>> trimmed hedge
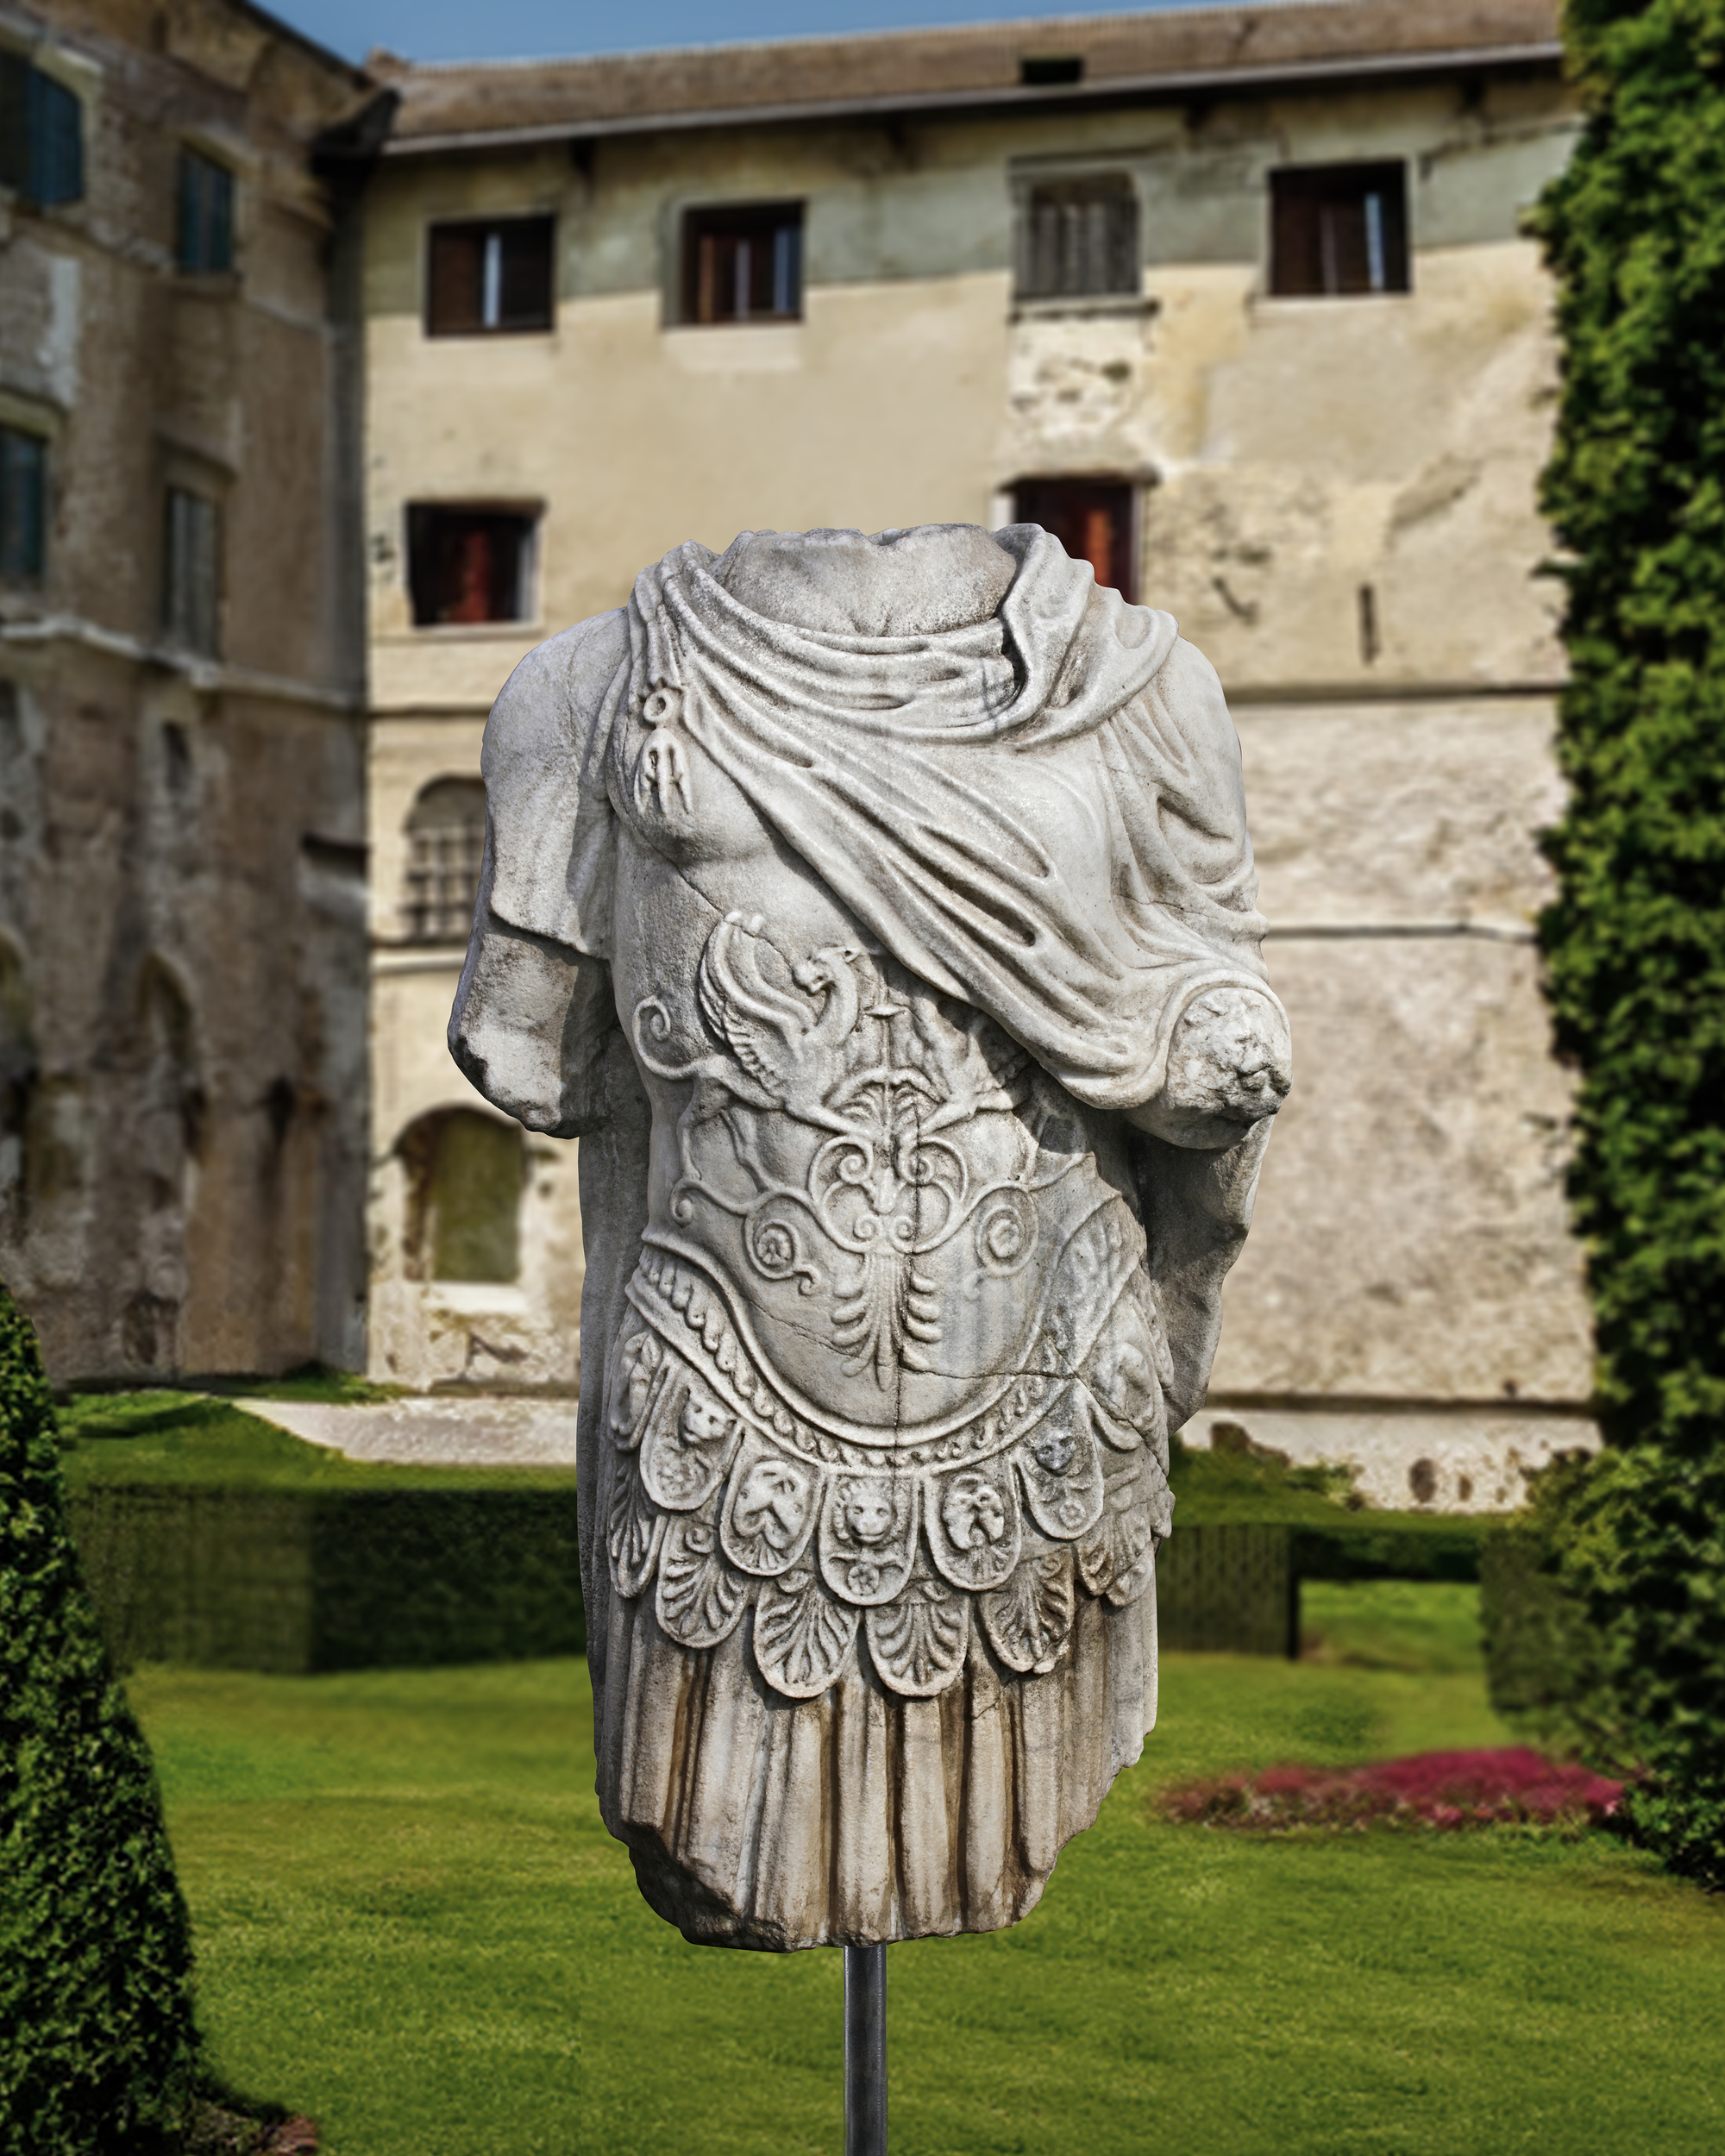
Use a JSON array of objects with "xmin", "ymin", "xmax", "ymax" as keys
[
  {"xmin": 1292, "ymin": 1519, "xmax": 1485, "ymax": 1585},
  {"xmin": 67, "ymin": 1484, "xmax": 585, "ymax": 1675},
  {"xmin": 1495, "ymin": 0, "xmax": 1725, "ymax": 1883},
  {"xmin": 1157, "ymin": 1524, "xmax": 1298, "ymax": 1657},
  {"xmin": 1480, "ymin": 1484, "xmax": 1608, "ymax": 1751},
  {"xmin": 0, "ymin": 1285, "xmax": 200, "ymax": 2154},
  {"xmin": 71, "ymin": 1487, "xmax": 1308, "ymax": 1669},
  {"xmin": 1157, "ymin": 1518, "xmax": 1487, "ymax": 1661},
  {"xmin": 67, "ymin": 1494, "xmax": 1480, "ymax": 1672},
  {"xmin": 55, "ymin": 1395, "xmax": 1489, "ymax": 1671}
]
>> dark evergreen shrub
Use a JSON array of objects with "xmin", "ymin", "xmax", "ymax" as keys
[
  {"xmin": 0, "ymin": 1282, "xmax": 201, "ymax": 2153},
  {"xmin": 1517, "ymin": 0, "xmax": 1725, "ymax": 1883},
  {"xmin": 1480, "ymin": 1458, "xmax": 1611, "ymax": 1750}
]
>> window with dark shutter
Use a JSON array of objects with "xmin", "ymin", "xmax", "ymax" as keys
[
  {"xmin": 1012, "ymin": 478, "xmax": 1136, "ymax": 602},
  {"xmin": 0, "ymin": 53, "xmax": 84, "ymax": 206},
  {"xmin": 162, "ymin": 489, "xmax": 220, "ymax": 655},
  {"xmin": 405, "ymin": 505, "xmax": 538, "ymax": 627},
  {"xmin": 1269, "ymin": 163, "xmax": 1409, "ymax": 297},
  {"xmin": 0, "ymin": 427, "xmax": 47, "ymax": 581},
  {"xmin": 1017, "ymin": 176, "xmax": 1138, "ymax": 302},
  {"xmin": 177, "ymin": 149, "xmax": 234, "ymax": 273},
  {"xmin": 425, "ymin": 216, "xmax": 555, "ymax": 335},
  {"xmin": 681, "ymin": 203, "xmax": 804, "ymax": 325}
]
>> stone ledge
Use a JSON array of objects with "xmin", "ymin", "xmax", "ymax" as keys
[{"xmin": 1186, "ymin": 1401, "xmax": 1599, "ymax": 1515}]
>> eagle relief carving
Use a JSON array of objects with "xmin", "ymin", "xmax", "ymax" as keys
[{"xmin": 450, "ymin": 523, "xmax": 1290, "ymax": 1951}]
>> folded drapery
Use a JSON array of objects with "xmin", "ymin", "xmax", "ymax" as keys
[{"xmin": 485, "ymin": 527, "xmax": 1276, "ymax": 1115}]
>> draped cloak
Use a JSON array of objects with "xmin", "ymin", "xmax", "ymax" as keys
[
  {"xmin": 484, "ymin": 525, "xmax": 1276, "ymax": 1112},
  {"xmin": 452, "ymin": 527, "xmax": 1283, "ymax": 1950}
]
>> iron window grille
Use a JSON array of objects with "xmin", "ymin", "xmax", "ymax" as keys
[
  {"xmin": 403, "ymin": 779, "xmax": 487, "ymax": 944},
  {"xmin": 1017, "ymin": 176, "xmax": 1138, "ymax": 302}
]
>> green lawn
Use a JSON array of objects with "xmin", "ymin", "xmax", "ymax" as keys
[
  {"xmin": 1300, "ymin": 1579, "xmax": 1489, "ymax": 1675},
  {"xmin": 129, "ymin": 1585, "xmax": 1725, "ymax": 2156}
]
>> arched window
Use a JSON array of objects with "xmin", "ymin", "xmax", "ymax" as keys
[
  {"xmin": 403, "ymin": 778, "xmax": 486, "ymax": 943},
  {"xmin": 398, "ymin": 1107, "xmax": 524, "ymax": 1283}
]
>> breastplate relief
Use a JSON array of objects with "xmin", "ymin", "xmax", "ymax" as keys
[{"xmin": 615, "ymin": 912, "xmax": 1173, "ymax": 1700}]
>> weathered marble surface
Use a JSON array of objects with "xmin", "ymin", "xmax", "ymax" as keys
[{"xmin": 448, "ymin": 524, "xmax": 1287, "ymax": 1948}]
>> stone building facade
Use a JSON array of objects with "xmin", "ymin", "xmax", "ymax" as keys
[
  {"xmin": 359, "ymin": 0, "xmax": 1599, "ymax": 1505},
  {"xmin": 0, "ymin": 0, "xmax": 380, "ymax": 1380}
]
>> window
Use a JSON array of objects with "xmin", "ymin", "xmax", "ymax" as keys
[
  {"xmin": 1020, "ymin": 56, "xmax": 1085, "ymax": 86},
  {"xmin": 1017, "ymin": 175, "xmax": 1138, "ymax": 302},
  {"xmin": 400, "ymin": 1108, "xmax": 524, "ymax": 1283},
  {"xmin": 0, "ymin": 52, "xmax": 83, "ymax": 206},
  {"xmin": 406, "ymin": 505, "xmax": 537, "ymax": 627},
  {"xmin": 177, "ymin": 148, "xmax": 233, "ymax": 273},
  {"xmin": 681, "ymin": 202, "xmax": 803, "ymax": 325},
  {"xmin": 1269, "ymin": 163, "xmax": 1409, "ymax": 298},
  {"xmin": 0, "ymin": 427, "xmax": 47, "ymax": 580},
  {"xmin": 162, "ymin": 488, "xmax": 220, "ymax": 655},
  {"xmin": 425, "ymin": 216, "xmax": 554, "ymax": 335},
  {"xmin": 403, "ymin": 778, "xmax": 486, "ymax": 943},
  {"xmin": 1013, "ymin": 478, "xmax": 1135, "ymax": 602}
]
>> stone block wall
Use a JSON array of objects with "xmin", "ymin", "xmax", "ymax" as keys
[{"xmin": 0, "ymin": 0, "xmax": 374, "ymax": 1379}]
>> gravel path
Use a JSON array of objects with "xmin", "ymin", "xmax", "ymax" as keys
[{"xmin": 237, "ymin": 1395, "xmax": 580, "ymax": 1467}]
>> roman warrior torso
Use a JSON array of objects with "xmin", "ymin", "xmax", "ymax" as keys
[{"xmin": 449, "ymin": 523, "xmax": 1289, "ymax": 1948}]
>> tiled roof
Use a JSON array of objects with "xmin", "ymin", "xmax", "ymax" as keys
[{"xmin": 380, "ymin": 0, "xmax": 1563, "ymax": 154}]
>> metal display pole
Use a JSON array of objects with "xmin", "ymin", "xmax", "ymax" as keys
[{"xmin": 844, "ymin": 1942, "xmax": 887, "ymax": 2156}]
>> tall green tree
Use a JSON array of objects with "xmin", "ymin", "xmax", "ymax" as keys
[
  {"xmin": 0, "ymin": 1283, "xmax": 201, "ymax": 2152},
  {"xmin": 1531, "ymin": 0, "xmax": 1725, "ymax": 1881}
]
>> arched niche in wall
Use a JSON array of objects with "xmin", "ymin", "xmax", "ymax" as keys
[
  {"xmin": 403, "ymin": 777, "xmax": 486, "ymax": 943},
  {"xmin": 110, "ymin": 956, "xmax": 205, "ymax": 1371},
  {"xmin": 135, "ymin": 956, "xmax": 204, "ymax": 1204},
  {"xmin": 396, "ymin": 1106, "xmax": 525, "ymax": 1284}
]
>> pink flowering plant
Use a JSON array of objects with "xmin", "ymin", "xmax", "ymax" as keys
[{"xmin": 1158, "ymin": 1748, "xmax": 1623, "ymax": 1836}]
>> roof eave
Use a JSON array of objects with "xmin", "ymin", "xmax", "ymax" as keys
[{"xmin": 382, "ymin": 39, "xmax": 1566, "ymax": 160}]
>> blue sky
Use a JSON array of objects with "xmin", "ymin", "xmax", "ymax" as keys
[{"xmin": 267, "ymin": 0, "xmax": 1227, "ymax": 69}]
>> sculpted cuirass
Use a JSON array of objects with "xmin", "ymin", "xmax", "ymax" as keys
[{"xmin": 451, "ymin": 524, "xmax": 1289, "ymax": 1950}]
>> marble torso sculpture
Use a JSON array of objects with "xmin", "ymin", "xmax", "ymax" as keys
[{"xmin": 450, "ymin": 525, "xmax": 1289, "ymax": 1950}]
